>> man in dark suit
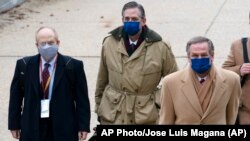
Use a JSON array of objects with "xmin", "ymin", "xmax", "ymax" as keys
[{"xmin": 8, "ymin": 26, "xmax": 90, "ymax": 141}]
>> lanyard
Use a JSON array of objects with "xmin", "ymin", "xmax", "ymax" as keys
[{"xmin": 39, "ymin": 55, "xmax": 58, "ymax": 99}]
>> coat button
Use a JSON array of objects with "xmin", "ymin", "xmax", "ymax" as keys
[
  {"xmin": 122, "ymin": 120, "xmax": 124, "ymax": 123},
  {"xmin": 138, "ymin": 101, "xmax": 141, "ymax": 105},
  {"xmin": 130, "ymin": 120, "xmax": 133, "ymax": 123},
  {"xmin": 114, "ymin": 99, "xmax": 117, "ymax": 102}
]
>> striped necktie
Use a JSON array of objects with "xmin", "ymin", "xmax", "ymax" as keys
[{"xmin": 42, "ymin": 63, "xmax": 50, "ymax": 99}]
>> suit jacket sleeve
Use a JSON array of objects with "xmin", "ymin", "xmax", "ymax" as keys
[
  {"xmin": 95, "ymin": 46, "xmax": 108, "ymax": 113},
  {"xmin": 226, "ymin": 75, "xmax": 241, "ymax": 124},
  {"xmin": 8, "ymin": 60, "xmax": 24, "ymax": 130},
  {"xmin": 222, "ymin": 42, "xmax": 241, "ymax": 75},
  {"xmin": 75, "ymin": 61, "xmax": 91, "ymax": 132},
  {"xmin": 159, "ymin": 77, "xmax": 175, "ymax": 124}
]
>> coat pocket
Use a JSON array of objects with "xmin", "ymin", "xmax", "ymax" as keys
[
  {"xmin": 135, "ymin": 94, "xmax": 159, "ymax": 124},
  {"xmin": 141, "ymin": 62, "xmax": 162, "ymax": 91},
  {"xmin": 97, "ymin": 86, "xmax": 123, "ymax": 122}
]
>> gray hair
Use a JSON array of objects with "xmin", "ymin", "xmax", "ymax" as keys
[
  {"xmin": 186, "ymin": 36, "xmax": 214, "ymax": 55},
  {"xmin": 35, "ymin": 26, "xmax": 58, "ymax": 42},
  {"xmin": 121, "ymin": 1, "xmax": 145, "ymax": 18}
]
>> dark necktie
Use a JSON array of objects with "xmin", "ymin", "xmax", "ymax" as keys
[
  {"xmin": 131, "ymin": 43, "xmax": 136, "ymax": 51},
  {"xmin": 200, "ymin": 78, "xmax": 205, "ymax": 84},
  {"xmin": 128, "ymin": 43, "xmax": 136, "ymax": 56},
  {"xmin": 42, "ymin": 63, "xmax": 50, "ymax": 99}
]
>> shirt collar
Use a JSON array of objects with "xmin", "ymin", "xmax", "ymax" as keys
[
  {"xmin": 129, "ymin": 39, "xmax": 138, "ymax": 45},
  {"xmin": 197, "ymin": 75, "xmax": 207, "ymax": 81}
]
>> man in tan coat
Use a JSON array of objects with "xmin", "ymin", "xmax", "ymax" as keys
[
  {"xmin": 222, "ymin": 36, "xmax": 250, "ymax": 124},
  {"xmin": 95, "ymin": 1, "xmax": 178, "ymax": 124},
  {"xmin": 159, "ymin": 36, "xmax": 241, "ymax": 125}
]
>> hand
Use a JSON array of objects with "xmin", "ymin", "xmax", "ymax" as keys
[
  {"xmin": 10, "ymin": 130, "xmax": 20, "ymax": 139},
  {"xmin": 78, "ymin": 131, "xmax": 88, "ymax": 141},
  {"xmin": 240, "ymin": 63, "xmax": 250, "ymax": 76}
]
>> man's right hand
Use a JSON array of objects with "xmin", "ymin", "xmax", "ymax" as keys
[
  {"xmin": 240, "ymin": 63, "xmax": 250, "ymax": 76},
  {"xmin": 10, "ymin": 130, "xmax": 20, "ymax": 139}
]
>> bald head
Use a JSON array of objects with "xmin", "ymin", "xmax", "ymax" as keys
[{"xmin": 35, "ymin": 27, "xmax": 59, "ymax": 47}]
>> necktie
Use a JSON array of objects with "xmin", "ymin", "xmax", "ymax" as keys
[
  {"xmin": 42, "ymin": 63, "xmax": 50, "ymax": 99},
  {"xmin": 200, "ymin": 78, "xmax": 205, "ymax": 84},
  {"xmin": 127, "ymin": 43, "xmax": 136, "ymax": 56},
  {"xmin": 131, "ymin": 43, "xmax": 136, "ymax": 51}
]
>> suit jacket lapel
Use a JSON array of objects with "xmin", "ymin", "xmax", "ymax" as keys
[
  {"xmin": 202, "ymin": 69, "xmax": 226, "ymax": 119},
  {"xmin": 181, "ymin": 68, "xmax": 203, "ymax": 117},
  {"xmin": 30, "ymin": 54, "xmax": 43, "ymax": 98},
  {"xmin": 52, "ymin": 53, "xmax": 65, "ymax": 95}
]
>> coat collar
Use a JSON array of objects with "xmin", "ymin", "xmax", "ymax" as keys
[
  {"xmin": 116, "ymin": 39, "xmax": 147, "ymax": 63},
  {"xmin": 180, "ymin": 65, "xmax": 227, "ymax": 118},
  {"xmin": 52, "ymin": 53, "xmax": 65, "ymax": 95},
  {"xmin": 29, "ymin": 54, "xmax": 42, "ymax": 98},
  {"xmin": 181, "ymin": 67, "xmax": 204, "ymax": 117},
  {"xmin": 109, "ymin": 25, "xmax": 162, "ymax": 43},
  {"xmin": 202, "ymin": 67, "xmax": 226, "ymax": 119},
  {"xmin": 29, "ymin": 53, "xmax": 66, "ymax": 99}
]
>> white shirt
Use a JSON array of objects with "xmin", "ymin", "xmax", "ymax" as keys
[
  {"xmin": 129, "ymin": 39, "xmax": 138, "ymax": 45},
  {"xmin": 40, "ymin": 55, "xmax": 57, "ymax": 99},
  {"xmin": 197, "ymin": 76, "xmax": 207, "ymax": 83}
]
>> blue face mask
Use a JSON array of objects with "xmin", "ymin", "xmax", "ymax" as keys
[
  {"xmin": 124, "ymin": 21, "xmax": 140, "ymax": 36},
  {"xmin": 191, "ymin": 57, "xmax": 212, "ymax": 74}
]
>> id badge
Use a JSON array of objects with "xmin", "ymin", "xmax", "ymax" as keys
[{"xmin": 41, "ymin": 99, "xmax": 50, "ymax": 118}]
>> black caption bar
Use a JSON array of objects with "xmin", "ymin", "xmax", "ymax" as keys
[{"xmin": 96, "ymin": 125, "xmax": 250, "ymax": 140}]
